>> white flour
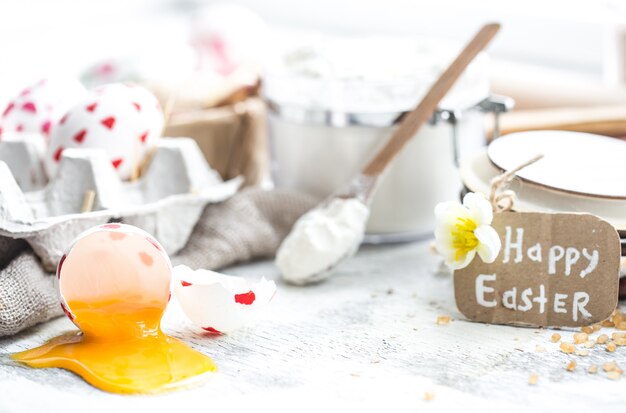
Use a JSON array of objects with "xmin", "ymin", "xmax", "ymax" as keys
[
  {"xmin": 264, "ymin": 33, "xmax": 489, "ymax": 113},
  {"xmin": 276, "ymin": 198, "xmax": 370, "ymax": 285}
]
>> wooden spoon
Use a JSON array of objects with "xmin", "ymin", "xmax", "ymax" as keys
[
  {"xmin": 354, "ymin": 22, "xmax": 501, "ymax": 200},
  {"xmin": 277, "ymin": 23, "xmax": 501, "ymax": 285}
]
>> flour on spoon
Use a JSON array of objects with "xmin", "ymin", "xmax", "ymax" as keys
[{"xmin": 276, "ymin": 198, "xmax": 369, "ymax": 285}]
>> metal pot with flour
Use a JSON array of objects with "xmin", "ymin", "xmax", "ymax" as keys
[{"xmin": 264, "ymin": 34, "xmax": 512, "ymax": 242}]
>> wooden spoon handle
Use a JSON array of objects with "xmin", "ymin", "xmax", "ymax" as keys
[{"xmin": 362, "ymin": 23, "xmax": 501, "ymax": 176}]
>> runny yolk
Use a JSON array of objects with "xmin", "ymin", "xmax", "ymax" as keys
[
  {"xmin": 11, "ymin": 225, "xmax": 216, "ymax": 394},
  {"xmin": 11, "ymin": 299, "xmax": 217, "ymax": 394}
]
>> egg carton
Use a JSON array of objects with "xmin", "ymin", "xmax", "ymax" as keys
[
  {"xmin": 0, "ymin": 136, "xmax": 242, "ymax": 271},
  {"xmin": 0, "ymin": 133, "xmax": 48, "ymax": 191}
]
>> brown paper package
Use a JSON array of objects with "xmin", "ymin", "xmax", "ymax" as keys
[{"xmin": 164, "ymin": 97, "xmax": 268, "ymax": 187}]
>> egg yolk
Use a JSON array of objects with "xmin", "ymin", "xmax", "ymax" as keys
[
  {"xmin": 12, "ymin": 225, "xmax": 216, "ymax": 393},
  {"xmin": 12, "ymin": 300, "xmax": 216, "ymax": 394}
]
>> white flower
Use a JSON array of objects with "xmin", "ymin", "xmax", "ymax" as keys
[{"xmin": 434, "ymin": 192, "xmax": 501, "ymax": 270}]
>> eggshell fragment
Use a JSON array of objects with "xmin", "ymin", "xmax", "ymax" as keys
[
  {"xmin": 173, "ymin": 265, "xmax": 276, "ymax": 334},
  {"xmin": 45, "ymin": 83, "xmax": 164, "ymax": 180},
  {"xmin": 0, "ymin": 78, "xmax": 85, "ymax": 140}
]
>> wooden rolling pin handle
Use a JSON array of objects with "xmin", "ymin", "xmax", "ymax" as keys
[{"xmin": 494, "ymin": 105, "xmax": 626, "ymax": 139}]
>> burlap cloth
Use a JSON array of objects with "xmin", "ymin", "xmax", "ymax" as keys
[{"xmin": 0, "ymin": 189, "xmax": 315, "ymax": 337}]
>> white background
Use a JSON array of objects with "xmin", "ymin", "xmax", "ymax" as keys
[{"xmin": 0, "ymin": 0, "xmax": 624, "ymax": 103}]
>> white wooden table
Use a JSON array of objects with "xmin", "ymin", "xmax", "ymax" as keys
[{"xmin": 1, "ymin": 240, "xmax": 625, "ymax": 412}]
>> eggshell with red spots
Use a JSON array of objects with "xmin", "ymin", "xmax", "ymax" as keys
[
  {"xmin": 57, "ymin": 223, "xmax": 172, "ymax": 324},
  {"xmin": 172, "ymin": 265, "xmax": 276, "ymax": 333},
  {"xmin": 45, "ymin": 83, "xmax": 164, "ymax": 180},
  {"xmin": 0, "ymin": 78, "xmax": 86, "ymax": 140}
]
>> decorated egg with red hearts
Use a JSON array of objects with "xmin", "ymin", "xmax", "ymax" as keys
[
  {"xmin": 58, "ymin": 223, "xmax": 172, "ymax": 325},
  {"xmin": 45, "ymin": 83, "xmax": 164, "ymax": 180},
  {"xmin": 0, "ymin": 78, "xmax": 86, "ymax": 140}
]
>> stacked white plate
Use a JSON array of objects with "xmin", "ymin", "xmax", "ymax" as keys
[{"xmin": 460, "ymin": 131, "xmax": 626, "ymax": 254}]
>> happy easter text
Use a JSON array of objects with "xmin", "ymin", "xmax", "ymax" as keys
[{"xmin": 475, "ymin": 226, "xmax": 598, "ymax": 322}]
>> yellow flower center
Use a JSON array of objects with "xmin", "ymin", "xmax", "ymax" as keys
[{"xmin": 451, "ymin": 217, "xmax": 478, "ymax": 260}]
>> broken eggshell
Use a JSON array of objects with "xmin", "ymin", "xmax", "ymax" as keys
[
  {"xmin": 172, "ymin": 265, "xmax": 276, "ymax": 334},
  {"xmin": 45, "ymin": 83, "xmax": 164, "ymax": 181},
  {"xmin": 0, "ymin": 78, "xmax": 86, "ymax": 140}
]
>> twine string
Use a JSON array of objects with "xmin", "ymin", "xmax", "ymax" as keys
[{"xmin": 489, "ymin": 153, "xmax": 544, "ymax": 213}]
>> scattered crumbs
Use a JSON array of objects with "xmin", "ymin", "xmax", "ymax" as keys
[
  {"xmin": 436, "ymin": 315, "xmax": 451, "ymax": 325},
  {"xmin": 612, "ymin": 333, "xmax": 626, "ymax": 346},
  {"xmin": 573, "ymin": 332, "xmax": 588, "ymax": 344},
  {"xmin": 566, "ymin": 360, "xmax": 577, "ymax": 372},
  {"xmin": 581, "ymin": 326, "xmax": 594, "ymax": 334},
  {"xmin": 602, "ymin": 319, "xmax": 615, "ymax": 328},
  {"xmin": 514, "ymin": 337, "xmax": 519, "ymax": 342},
  {"xmin": 575, "ymin": 349, "xmax": 590, "ymax": 357},
  {"xmin": 528, "ymin": 373, "xmax": 539, "ymax": 385},
  {"xmin": 603, "ymin": 362, "xmax": 618, "ymax": 372},
  {"xmin": 551, "ymin": 333, "xmax": 561, "ymax": 343},
  {"xmin": 350, "ymin": 372, "xmax": 360, "ymax": 377},
  {"xmin": 604, "ymin": 310, "xmax": 623, "ymax": 331},
  {"xmin": 411, "ymin": 292, "xmax": 417, "ymax": 298},
  {"xmin": 607, "ymin": 371, "xmax": 622, "ymax": 380},
  {"xmin": 614, "ymin": 337, "xmax": 626, "ymax": 346},
  {"xmin": 592, "ymin": 324, "xmax": 603, "ymax": 332},
  {"xmin": 371, "ymin": 293, "xmax": 377, "ymax": 298},
  {"xmin": 424, "ymin": 392, "xmax": 435, "ymax": 401},
  {"xmin": 583, "ymin": 340, "xmax": 595, "ymax": 349},
  {"xmin": 560, "ymin": 342, "xmax": 575, "ymax": 354},
  {"xmin": 607, "ymin": 342, "xmax": 617, "ymax": 352},
  {"xmin": 370, "ymin": 359, "xmax": 381, "ymax": 364},
  {"xmin": 407, "ymin": 313, "xmax": 415, "ymax": 318},
  {"xmin": 428, "ymin": 241, "xmax": 438, "ymax": 254},
  {"xmin": 413, "ymin": 327, "xmax": 418, "ymax": 331},
  {"xmin": 606, "ymin": 363, "xmax": 622, "ymax": 374},
  {"xmin": 588, "ymin": 365, "xmax": 598, "ymax": 374},
  {"xmin": 597, "ymin": 334, "xmax": 609, "ymax": 344},
  {"xmin": 386, "ymin": 288, "xmax": 394, "ymax": 295},
  {"xmin": 535, "ymin": 345, "xmax": 546, "ymax": 353}
]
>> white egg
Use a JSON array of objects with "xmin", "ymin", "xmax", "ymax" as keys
[
  {"xmin": 45, "ymin": 83, "xmax": 164, "ymax": 180},
  {"xmin": 0, "ymin": 78, "xmax": 86, "ymax": 141}
]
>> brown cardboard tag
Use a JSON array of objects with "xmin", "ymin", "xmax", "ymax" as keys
[{"xmin": 454, "ymin": 212, "xmax": 620, "ymax": 327}]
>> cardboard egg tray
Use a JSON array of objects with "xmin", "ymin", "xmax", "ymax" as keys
[{"xmin": 0, "ymin": 135, "xmax": 242, "ymax": 271}]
